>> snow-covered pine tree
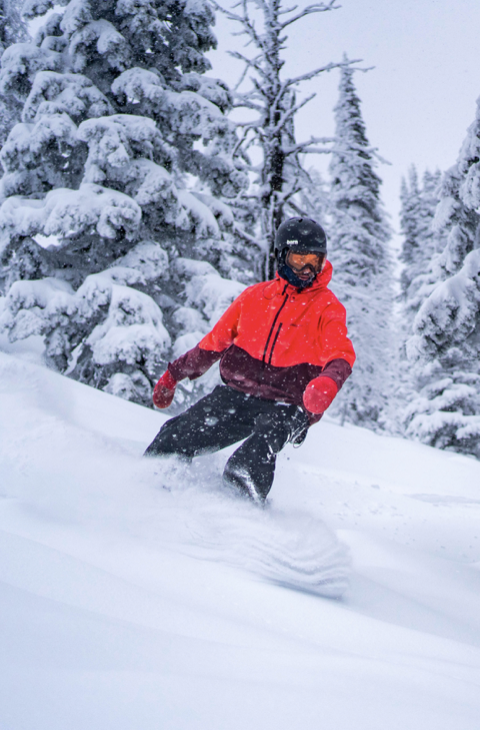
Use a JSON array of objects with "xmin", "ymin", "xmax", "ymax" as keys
[
  {"xmin": 0, "ymin": 0, "xmax": 249, "ymax": 407},
  {"xmin": 0, "ymin": 0, "xmax": 27, "ymax": 147},
  {"xmin": 399, "ymin": 166, "xmax": 423, "ymax": 297},
  {"xmin": 0, "ymin": 0, "xmax": 25, "ymax": 45},
  {"xmin": 327, "ymin": 64, "xmax": 393, "ymax": 428},
  {"xmin": 300, "ymin": 166, "xmax": 329, "ymax": 230},
  {"xmin": 405, "ymin": 97, "xmax": 480, "ymax": 456},
  {"xmin": 399, "ymin": 166, "xmax": 442, "ymax": 321},
  {"xmin": 217, "ymin": 0, "xmax": 348, "ymax": 279},
  {"xmin": 394, "ymin": 167, "xmax": 444, "ymax": 433}
]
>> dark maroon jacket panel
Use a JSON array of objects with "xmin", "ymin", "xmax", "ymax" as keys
[
  {"xmin": 169, "ymin": 344, "xmax": 351, "ymax": 423},
  {"xmin": 169, "ymin": 345, "xmax": 221, "ymax": 381}
]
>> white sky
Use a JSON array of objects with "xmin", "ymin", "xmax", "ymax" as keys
[{"xmin": 207, "ymin": 0, "xmax": 480, "ymax": 241}]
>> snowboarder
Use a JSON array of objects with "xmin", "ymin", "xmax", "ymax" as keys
[{"xmin": 145, "ymin": 218, "xmax": 356, "ymax": 502}]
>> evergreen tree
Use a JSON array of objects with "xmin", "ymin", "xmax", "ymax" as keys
[
  {"xmin": 0, "ymin": 0, "xmax": 247, "ymax": 407},
  {"xmin": 399, "ymin": 166, "xmax": 422, "ymax": 297},
  {"xmin": 300, "ymin": 167, "xmax": 329, "ymax": 229},
  {"xmin": 327, "ymin": 64, "xmax": 393, "ymax": 428},
  {"xmin": 396, "ymin": 167, "xmax": 443, "ymax": 434},
  {"xmin": 0, "ymin": 0, "xmax": 28, "ymax": 147},
  {"xmin": 405, "ymin": 96, "xmax": 480, "ymax": 456},
  {"xmin": 399, "ymin": 166, "xmax": 442, "ymax": 321}
]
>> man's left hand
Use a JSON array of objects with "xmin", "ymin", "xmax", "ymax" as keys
[{"xmin": 303, "ymin": 376, "xmax": 338, "ymax": 414}]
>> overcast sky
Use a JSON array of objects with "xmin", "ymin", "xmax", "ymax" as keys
[{"xmin": 207, "ymin": 0, "xmax": 480, "ymax": 241}]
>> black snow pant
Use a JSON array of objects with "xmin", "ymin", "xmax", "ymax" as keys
[{"xmin": 144, "ymin": 385, "xmax": 310, "ymax": 501}]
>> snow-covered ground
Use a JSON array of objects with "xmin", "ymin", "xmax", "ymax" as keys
[{"xmin": 1, "ymin": 347, "xmax": 479, "ymax": 730}]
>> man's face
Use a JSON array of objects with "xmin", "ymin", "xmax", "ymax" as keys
[{"xmin": 286, "ymin": 250, "xmax": 324, "ymax": 282}]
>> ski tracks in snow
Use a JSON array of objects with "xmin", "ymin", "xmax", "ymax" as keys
[
  {"xmin": 0, "ymin": 350, "xmax": 350, "ymax": 601},
  {"xmin": 149, "ymin": 455, "xmax": 351, "ymax": 599}
]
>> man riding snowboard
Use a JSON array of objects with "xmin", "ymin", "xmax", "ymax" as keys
[{"xmin": 145, "ymin": 217, "xmax": 355, "ymax": 503}]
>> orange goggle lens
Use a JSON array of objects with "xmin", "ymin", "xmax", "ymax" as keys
[{"xmin": 286, "ymin": 251, "xmax": 322, "ymax": 269}]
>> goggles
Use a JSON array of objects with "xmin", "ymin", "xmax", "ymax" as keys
[{"xmin": 286, "ymin": 250, "xmax": 323, "ymax": 273}]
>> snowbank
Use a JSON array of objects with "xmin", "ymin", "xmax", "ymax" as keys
[{"xmin": 0, "ymin": 350, "xmax": 479, "ymax": 730}]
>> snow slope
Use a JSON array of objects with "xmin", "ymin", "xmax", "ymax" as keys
[{"xmin": 0, "ymin": 348, "xmax": 479, "ymax": 730}]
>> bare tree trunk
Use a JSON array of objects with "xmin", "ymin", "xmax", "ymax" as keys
[
  {"xmin": 215, "ymin": 0, "xmax": 351, "ymax": 280},
  {"xmin": 261, "ymin": 92, "xmax": 286, "ymax": 279}
]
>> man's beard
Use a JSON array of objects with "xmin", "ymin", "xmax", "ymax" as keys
[{"xmin": 278, "ymin": 262, "xmax": 318, "ymax": 289}]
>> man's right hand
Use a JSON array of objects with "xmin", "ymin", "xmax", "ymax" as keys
[{"xmin": 153, "ymin": 370, "xmax": 177, "ymax": 409}]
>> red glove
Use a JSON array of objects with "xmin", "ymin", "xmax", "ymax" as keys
[
  {"xmin": 153, "ymin": 370, "xmax": 177, "ymax": 409},
  {"xmin": 303, "ymin": 376, "xmax": 338, "ymax": 415}
]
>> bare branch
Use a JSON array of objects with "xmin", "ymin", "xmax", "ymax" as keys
[
  {"xmin": 232, "ymin": 94, "xmax": 264, "ymax": 111},
  {"xmin": 286, "ymin": 199, "xmax": 310, "ymax": 217},
  {"xmin": 330, "ymin": 140, "xmax": 391, "ymax": 165},
  {"xmin": 233, "ymin": 223, "xmax": 262, "ymax": 246},
  {"xmin": 212, "ymin": 0, "xmax": 264, "ymax": 50},
  {"xmin": 283, "ymin": 138, "xmax": 335, "ymax": 157},
  {"xmin": 296, "ymin": 147, "xmax": 332, "ymax": 155},
  {"xmin": 278, "ymin": 4, "xmax": 299, "ymax": 15},
  {"xmin": 231, "ymin": 126, "xmax": 251, "ymax": 157},
  {"xmin": 284, "ymin": 58, "xmax": 361, "ymax": 89},
  {"xmin": 233, "ymin": 118, "xmax": 262, "ymax": 129},
  {"xmin": 280, "ymin": 1, "xmax": 340, "ymax": 28},
  {"xmin": 227, "ymin": 51, "xmax": 271, "ymax": 85},
  {"xmin": 270, "ymin": 92, "xmax": 316, "ymax": 135},
  {"xmin": 232, "ymin": 57, "xmax": 251, "ymax": 91}
]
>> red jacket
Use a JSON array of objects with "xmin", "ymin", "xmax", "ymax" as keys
[{"xmin": 169, "ymin": 261, "xmax": 355, "ymax": 422}]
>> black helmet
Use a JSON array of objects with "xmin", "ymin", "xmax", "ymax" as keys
[
  {"xmin": 275, "ymin": 217, "xmax": 327, "ymax": 289},
  {"xmin": 274, "ymin": 217, "xmax": 327, "ymax": 257}
]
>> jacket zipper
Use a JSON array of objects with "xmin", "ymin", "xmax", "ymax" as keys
[
  {"xmin": 268, "ymin": 322, "xmax": 283, "ymax": 364},
  {"xmin": 262, "ymin": 284, "xmax": 289, "ymax": 367}
]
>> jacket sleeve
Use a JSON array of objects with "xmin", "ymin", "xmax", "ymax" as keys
[
  {"xmin": 301, "ymin": 298, "xmax": 355, "ymax": 416},
  {"xmin": 168, "ymin": 290, "xmax": 245, "ymax": 382},
  {"xmin": 320, "ymin": 358, "xmax": 353, "ymax": 390},
  {"xmin": 318, "ymin": 300, "xmax": 356, "ymax": 369}
]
